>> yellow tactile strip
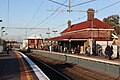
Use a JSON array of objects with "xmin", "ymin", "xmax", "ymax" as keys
[{"xmin": 15, "ymin": 51, "xmax": 34, "ymax": 80}]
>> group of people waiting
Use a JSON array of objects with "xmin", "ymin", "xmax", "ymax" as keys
[
  {"xmin": 50, "ymin": 45, "xmax": 81, "ymax": 54},
  {"xmin": 70, "ymin": 45, "xmax": 81, "ymax": 54},
  {"xmin": 92, "ymin": 44, "xmax": 103, "ymax": 56},
  {"xmin": 42, "ymin": 44, "xmax": 62, "ymax": 52},
  {"xmin": 85, "ymin": 44, "xmax": 115, "ymax": 60},
  {"xmin": 41, "ymin": 42, "xmax": 116, "ymax": 60},
  {"xmin": 41, "ymin": 44, "xmax": 81, "ymax": 54}
]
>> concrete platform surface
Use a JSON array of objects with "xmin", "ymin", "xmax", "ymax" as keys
[{"xmin": 0, "ymin": 51, "xmax": 49, "ymax": 80}]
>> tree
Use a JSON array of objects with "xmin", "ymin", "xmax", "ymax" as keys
[{"xmin": 103, "ymin": 15, "xmax": 120, "ymax": 35}]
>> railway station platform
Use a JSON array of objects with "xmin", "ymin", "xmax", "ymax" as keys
[
  {"xmin": 32, "ymin": 50, "xmax": 120, "ymax": 78},
  {"xmin": 0, "ymin": 50, "xmax": 49, "ymax": 80}
]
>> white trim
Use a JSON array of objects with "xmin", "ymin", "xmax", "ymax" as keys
[
  {"xmin": 58, "ymin": 39, "xmax": 87, "ymax": 41},
  {"xmin": 61, "ymin": 28, "xmax": 114, "ymax": 35},
  {"xmin": 70, "ymin": 39, "xmax": 87, "ymax": 41},
  {"xmin": 19, "ymin": 52, "xmax": 50, "ymax": 80},
  {"xmin": 86, "ymin": 28, "xmax": 114, "ymax": 31},
  {"xmin": 62, "ymin": 39, "xmax": 69, "ymax": 41}
]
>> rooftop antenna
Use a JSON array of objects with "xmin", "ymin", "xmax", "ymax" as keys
[{"xmin": 48, "ymin": 0, "xmax": 96, "ymax": 13}]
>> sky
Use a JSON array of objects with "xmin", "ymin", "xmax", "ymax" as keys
[{"xmin": 0, "ymin": 0, "xmax": 120, "ymax": 41}]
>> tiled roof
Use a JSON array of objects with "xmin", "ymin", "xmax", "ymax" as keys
[
  {"xmin": 48, "ymin": 33, "xmax": 90, "ymax": 41},
  {"xmin": 61, "ymin": 18, "xmax": 112, "ymax": 34},
  {"xmin": 48, "ymin": 32, "xmax": 111, "ymax": 41}
]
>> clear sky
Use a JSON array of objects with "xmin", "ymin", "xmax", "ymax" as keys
[{"xmin": 0, "ymin": 0, "xmax": 120, "ymax": 41}]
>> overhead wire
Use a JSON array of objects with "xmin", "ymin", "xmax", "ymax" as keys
[
  {"xmin": 96, "ymin": 0, "xmax": 120, "ymax": 12},
  {"xmin": 33, "ymin": 0, "xmax": 67, "ymax": 28},
  {"xmin": 71, "ymin": 0, "xmax": 96, "ymax": 7},
  {"xmin": 42, "ymin": 0, "xmax": 76, "ymax": 30},
  {"xmin": 39, "ymin": 6, "xmax": 67, "ymax": 29},
  {"xmin": 52, "ymin": 0, "xmax": 120, "ymax": 30},
  {"xmin": 33, "ymin": 0, "xmax": 78, "ymax": 34},
  {"xmin": 52, "ymin": 16, "xmax": 86, "ymax": 30},
  {"xmin": 29, "ymin": 0, "xmax": 95, "ymax": 31},
  {"xmin": 25, "ymin": 0, "xmax": 45, "ymax": 28},
  {"xmin": 27, "ymin": 0, "xmax": 67, "ymax": 36},
  {"xmin": 27, "ymin": 0, "xmax": 67, "ymax": 35},
  {"xmin": 45, "ymin": 0, "xmax": 96, "ymax": 30},
  {"xmin": 28, "ymin": 7, "xmax": 68, "ymax": 36},
  {"xmin": 48, "ymin": 0, "xmax": 68, "ymax": 7},
  {"xmin": 23, "ymin": 0, "xmax": 120, "ymax": 38},
  {"xmin": 29, "ymin": 0, "xmax": 78, "ymax": 37}
]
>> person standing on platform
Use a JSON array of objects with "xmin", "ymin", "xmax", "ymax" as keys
[
  {"xmin": 86, "ymin": 45, "xmax": 91, "ymax": 56},
  {"xmin": 108, "ymin": 45, "xmax": 113, "ymax": 60},
  {"xmin": 49, "ymin": 44, "xmax": 52, "ymax": 52},
  {"xmin": 6, "ymin": 46, "xmax": 9, "ymax": 55},
  {"xmin": 76, "ymin": 45, "xmax": 80, "ymax": 55},
  {"xmin": 60, "ymin": 45, "xmax": 63, "ymax": 52},
  {"xmin": 105, "ymin": 45, "xmax": 110, "ymax": 58}
]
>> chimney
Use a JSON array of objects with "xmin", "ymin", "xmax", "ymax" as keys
[
  {"xmin": 87, "ymin": 8, "xmax": 95, "ymax": 21},
  {"xmin": 68, "ymin": 20, "xmax": 71, "ymax": 28}
]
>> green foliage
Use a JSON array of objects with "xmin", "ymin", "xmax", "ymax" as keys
[{"xmin": 103, "ymin": 15, "xmax": 120, "ymax": 35}]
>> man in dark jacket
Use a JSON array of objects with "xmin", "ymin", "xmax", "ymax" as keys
[
  {"xmin": 6, "ymin": 46, "xmax": 9, "ymax": 55},
  {"xmin": 76, "ymin": 45, "xmax": 80, "ymax": 55},
  {"xmin": 105, "ymin": 45, "xmax": 109, "ymax": 58},
  {"xmin": 107, "ymin": 45, "xmax": 113, "ymax": 60}
]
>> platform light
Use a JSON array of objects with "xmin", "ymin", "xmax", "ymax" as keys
[
  {"xmin": 0, "ymin": 20, "xmax": 2, "ymax": 22},
  {"xmin": 1, "ymin": 27, "xmax": 5, "ymax": 30}
]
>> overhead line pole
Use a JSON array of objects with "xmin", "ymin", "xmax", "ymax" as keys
[
  {"xmin": 8, "ymin": 0, "xmax": 9, "ymax": 28},
  {"xmin": 68, "ymin": 0, "xmax": 71, "ymax": 12}
]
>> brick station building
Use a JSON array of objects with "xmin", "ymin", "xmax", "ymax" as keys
[{"xmin": 49, "ymin": 8, "xmax": 115, "ymax": 54}]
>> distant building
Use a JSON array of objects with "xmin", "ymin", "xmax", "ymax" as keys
[
  {"xmin": 4, "ymin": 40, "xmax": 22, "ymax": 50},
  {"xmin": 27, "ymin": 34, "xmax": 43, "ymax": 49},
  {"xmin": 49, "ymin": 8, "xmax": 116, "ymax": 54}
]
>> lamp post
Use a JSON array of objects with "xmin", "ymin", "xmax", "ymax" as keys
[
  {"xmin": 4, "ymin": 33, "xmax": 8, "ymax": 40},
  {"xmin": 53, "ymin": 31, "xmax": 58, "ymax": 37},
  {"xmin": 0, "ymin": 21, "xmax": 2, "ymax": 46},
  {"xmin": 1, "ymin": 27, "xmax": 5, "ymax": 30},
  {"xmin": 1, "ymin": 30, "xmax": 5, "ymax": 46},
  {"xmin": 46, "ymin": 32, "xmax": 50, "ymax": 38},
  {"xmin": 1, "ymin": 27, "xmax": 5, "ymax": 37},
  {"xmin": 53, "ymin": 30, "xmax": 57, "ymax": 37},
  {"xmin": 5, "ymin": 33, "xmax": 8, "ymax": 36},
  {"xmin": 2, "ymin": 30, "xmax": 5, "ymax": 38}
]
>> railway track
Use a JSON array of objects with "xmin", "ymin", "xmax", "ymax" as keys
[
  {"xmin": 26, "ymin": 53, "xmax": 117, "ymax": 80},
  {"xmin": 27, "ymin": 54, "xmax": 71, "ymax": 80}
]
